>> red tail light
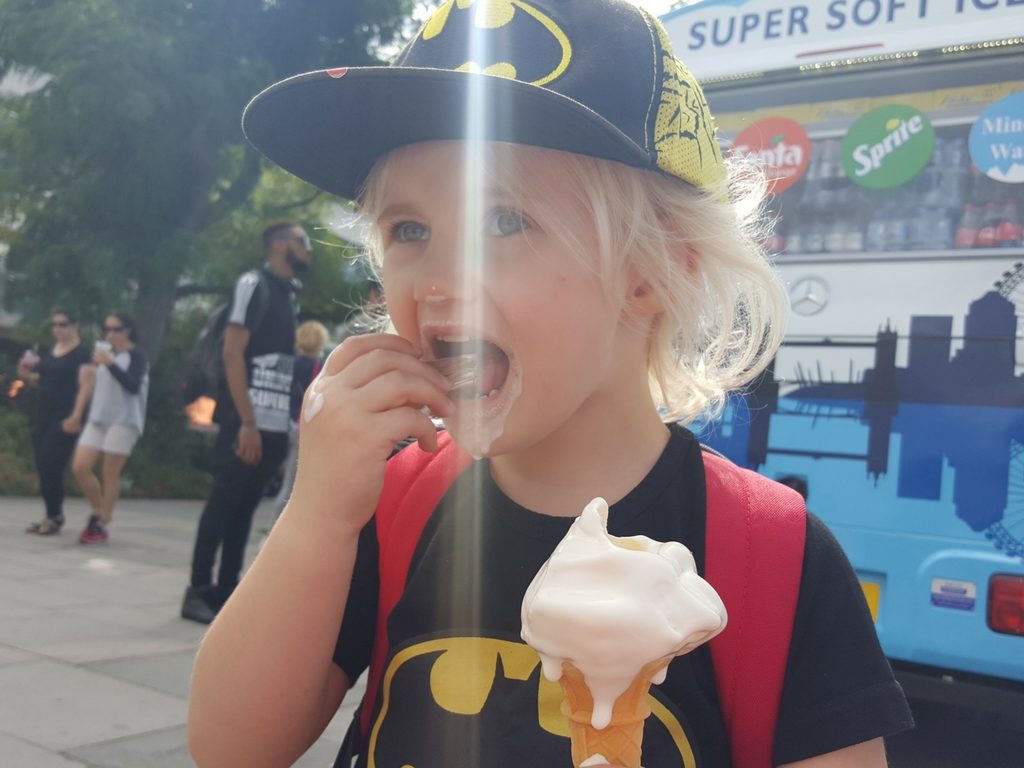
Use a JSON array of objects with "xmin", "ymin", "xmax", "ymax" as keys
[{"xmin": 988, "ymin": 574, "xmax": 1024, "ymax": 636}]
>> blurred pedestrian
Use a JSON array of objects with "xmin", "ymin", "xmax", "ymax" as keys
[
  {"xmin": 18, "ymin": 309, "xmax": 95, "ymax": 535},
  {"xmin": 71, "ymin": 312, "xmax": 149, "ymax": 544},
  {"xmin": 274, "ymin": 319, "xmax": 330, "ymax": 515},
  {"xmin": 181, "ymin": 220, "xmax": 312, "ymax": 624}
]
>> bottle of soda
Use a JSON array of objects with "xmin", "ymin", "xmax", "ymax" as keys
[
  {"xmin": 976, "ymin": 201, "xmax": 1001, "ymax": 248},
  {"xmin": 786, "ymin": 216, "xmax": 804, "ymax": 254},
  {"xmin": 969, "ymin": 165, "xmax": 1000, "ymax": 207},
  {"xmin": 885, "ymin": 207, "xmax": 910, "ymax": 251},
  {"xmin": 866, "ymin": 211, "xmax": 888, "ymax": 251},
  {"xmin": 940, "ymin": 136, "xmax": 969, "ymax": 210},
  {"xmin": 824, "ymin": 215, "xmax": 846, "ymax": 253},
  {"xmin": 929, "ymin": 208, "xmax": 955, "ymax": 250},
  {"xmin": 918, "ymin": 137, "xmax": 943, "ymax": 208},
  {"xmin": 845, "ymin": 216, "xmax": 866, "ymax": 253},
  {"xmin": 997, "ymin": 198, "xmax": 1022, "ymax": 247},
  {"xmin": 800, "ymin": 143, "xmax": 823, "ymax": 214},
  {"xmin": 908, "ymin": 207, "xmax": 931, "ymax": 250},
  {"xmin": 804, "ymin": 215, "xmax": 825, "ymax": 253},
  {"xmin": 954, "ymin": 203, "xmax": 981, "ymax": 248}
]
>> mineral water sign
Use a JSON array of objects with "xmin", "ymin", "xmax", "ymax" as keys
[
  {"xmin": 969, "ymin": 92, "xmax": 1024, "ymax": 183},
  {"xmin": 661, "ymin": 0, "xmax": 1024, "ymax": 80},
  {"xmin": 841, "ymin": 105, "xmax": 935, "ymax": 189}
]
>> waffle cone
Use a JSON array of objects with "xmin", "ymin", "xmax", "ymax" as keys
[{"xmin": 559, "ymin": 658, "xmax": 670, "ymax": 768}]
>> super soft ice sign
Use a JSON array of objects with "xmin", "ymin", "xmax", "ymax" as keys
[{"xmin": 661, "ymin": 0, "xmax": 1024, "ymax": 80}]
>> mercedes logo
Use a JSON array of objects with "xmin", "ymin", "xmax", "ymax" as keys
[{"xmin": 789, "ymin": 276, "xmax": 830, "ymax": 316}]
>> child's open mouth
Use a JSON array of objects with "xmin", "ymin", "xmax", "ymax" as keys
[{"xmin": 429, "ymin": 336, "xmax": 510, "ymax": 401}]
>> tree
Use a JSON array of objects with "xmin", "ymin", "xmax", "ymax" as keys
[{"xmin": 0, "ymin": 0, "xmax": 413, "ymax": 361}]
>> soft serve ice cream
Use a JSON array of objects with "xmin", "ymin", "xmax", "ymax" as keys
[{"xmin": 521, "ymin": 497, "xmax": 727, "ymax": 768}]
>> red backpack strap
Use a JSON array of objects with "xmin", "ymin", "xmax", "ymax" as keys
[
  {"xmin": 358, "ymin": 431, "xmax": 473, "ymax": 739},
  {"xmin": 704, "ymin": 450, "xmax": 807, "ymax": 768}
]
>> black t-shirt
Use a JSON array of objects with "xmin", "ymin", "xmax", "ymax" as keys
[
  {"xmin": 334, "ymin": 426, "xmax": 912, "ymax": 767},
  {"xmin": 34, "ymin": 344, "xmax": 92, "ymax": 423},
  {"xmin": 214, "ymin": 266, "xmax": 298, "ymax": 432}
]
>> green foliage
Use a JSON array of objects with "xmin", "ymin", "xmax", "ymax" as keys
[
  {"xmin": 0, "ymin": 0, "xmax": 420, "ymax": 497},
  {"xmin": 0, "ymin": 0, "xmax": 415, "ymax": 361},
  {"xmin": 0, "ymin": 407, "xmax": 37, "ymax": 496}
]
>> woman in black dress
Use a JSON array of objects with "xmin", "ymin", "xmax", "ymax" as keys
[{"xmin": 17, "ymin": 309, "xmax": 95, "ymax": 534}]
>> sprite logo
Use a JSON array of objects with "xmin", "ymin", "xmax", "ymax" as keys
[{"xmin": 841, "ymin": 105, "xmax": 935, "ymax": 190}]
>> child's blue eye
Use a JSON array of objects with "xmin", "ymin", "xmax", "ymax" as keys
[
  {"xmin": 485, "ymin": 210, "xmax": 529, "ymax": 236},
  {"xmin": 392, "ymin": 221, "xmax": 429, "ymax": 242}
]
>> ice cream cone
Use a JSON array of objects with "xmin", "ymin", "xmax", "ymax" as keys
[{"xmin": 559, "ymin": 658, "xmax": 670, "ymax": 768}]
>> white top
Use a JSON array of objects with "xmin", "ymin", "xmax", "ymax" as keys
[{"xmin": 88, "ymin": 349, "xmax": 149, "ymax": 434}]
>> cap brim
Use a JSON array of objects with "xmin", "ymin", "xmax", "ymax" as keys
[{"xmin": 242, "ymin": 67, "xmax": 652, "ymax": 201}]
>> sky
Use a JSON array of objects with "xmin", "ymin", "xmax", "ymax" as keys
[{"xmin": 637, "ymin": 0, "xmax": 679, "ymax": 17}]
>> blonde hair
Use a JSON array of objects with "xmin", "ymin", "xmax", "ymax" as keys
[
  {"xmin": 295, "ymin": 320, "xmax": 329, "ymax": 357},
  {"xmin": 359, "ymin": 143, "xmax": 788, "ymax": 425}
]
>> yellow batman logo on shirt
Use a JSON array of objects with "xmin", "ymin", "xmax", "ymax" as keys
[
  {"xmin": 366, "ymin": 637, "xmax": 697, "ymax": 768},
  {"xmin": 416, "ymin": 0, "xmax": 571, "ymax": 87}
]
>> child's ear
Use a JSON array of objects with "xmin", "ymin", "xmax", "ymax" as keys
[{"xmin": 625, "ymin": 270, "xmax": 665, "ymax": 317}]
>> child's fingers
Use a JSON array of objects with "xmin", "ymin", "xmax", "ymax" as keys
[
  {"xmin": 353, "ymin": 369, "xmax": 454, "ymax": 417},
  {"xmin": 339, "ymin": 346, "xmax": 451, "ymax": 393},
  {"xmin": 376, "ymin": 407, "xmax": 442, "ymax": 454}
]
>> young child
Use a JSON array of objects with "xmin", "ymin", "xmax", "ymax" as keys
[{"xmin": 189, "ymin": 2, "xmax": 912, "ymax": 767}]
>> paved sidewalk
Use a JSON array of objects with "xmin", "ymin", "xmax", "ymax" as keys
[{"xmin": 0, "ymin": 496, "xmax": 362, "ymax": 767}]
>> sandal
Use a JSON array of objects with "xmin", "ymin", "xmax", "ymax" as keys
[{"xmin": 28, "ymin": 517, "xmax": 64, "ymax": 535}]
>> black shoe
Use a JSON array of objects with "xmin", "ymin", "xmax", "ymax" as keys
[
  {"xmin": 181, "ymin": 586, "xmax": 219, "ymax": 624},
  {"xmin": 27, "ymin": 516, "xmax": 64, "ymax": 535}
]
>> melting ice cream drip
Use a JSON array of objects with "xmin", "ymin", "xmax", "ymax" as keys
[
  {"xmin": 521, "ymin": 497, "xmax": 727, "ymax": 730},
  {"xmin": 421, "ymin": 353, "xmax": 522, "ymax": 459}
]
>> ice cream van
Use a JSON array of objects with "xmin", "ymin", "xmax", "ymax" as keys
[{"xmin": 662, "ymin": 0, "xmax": 1024, "ymax": 716}]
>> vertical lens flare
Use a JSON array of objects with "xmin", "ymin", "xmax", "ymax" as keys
[{"xmin": 451, "ymin": 10, "xmax": 489, "ymax": 764}]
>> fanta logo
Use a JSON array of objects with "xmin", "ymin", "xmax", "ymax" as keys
[
  {"xmin": 732, "ymin": 117, "xmax": 809, "ymax": 194},
  {"xmin": 734, "ymin": 139, "xmax": 804, "ymax": 168},
  {"xmin": 416, "ymin": 0, "xmax": 571, "ymax": 86},
  {"xmin": 851, "ymin": 116, "xmax": 924, "ymax": 177}
]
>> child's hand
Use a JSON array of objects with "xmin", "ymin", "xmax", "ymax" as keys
[{"xmin": 287, "ymin": 333, "xmax": 454, "ymax": 534}]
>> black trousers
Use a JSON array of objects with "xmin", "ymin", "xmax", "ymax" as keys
[
  {"xmin": 190, "ymin": 423, "xmax": 289, "ymax": 600},
  {"xmin": 32, "ymin": 417, "xmax": 78, "ymax": 521}
]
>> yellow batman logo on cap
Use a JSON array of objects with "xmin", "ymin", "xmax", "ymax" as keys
[{"xmin": 420, "ymin": 0, "xmax": 571, "ymax": 87}]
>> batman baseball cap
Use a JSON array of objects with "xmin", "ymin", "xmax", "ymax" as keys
[{"xmin": 242, "ymin": 0, "xmax": 725, "ymax": 201}]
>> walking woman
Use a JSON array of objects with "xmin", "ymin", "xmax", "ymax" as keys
[
  {"xmin": 18, "ymin": 309, "xmax": 95, "ymax": 535},
  {"xmin": 72, "ymin": 312, "xmax": 149, "ymax": 544}
]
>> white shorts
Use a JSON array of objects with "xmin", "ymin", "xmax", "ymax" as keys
[{"xmin": 78, "ymin": 422, "xmax": 141, "ymax": 456}]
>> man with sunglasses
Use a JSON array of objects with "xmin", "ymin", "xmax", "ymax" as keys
[{"xmin": 183, "ymin": 220, "xmax": 313, "ymax": 624}]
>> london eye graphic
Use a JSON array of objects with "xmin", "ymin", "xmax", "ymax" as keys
[
  {"xmin": 985, "ymin": 261, "xmax": 1024, "ymax": 560},
  {"xmin": 708, "ymin": 261, "xmax": 1024, "ymax": 563}
]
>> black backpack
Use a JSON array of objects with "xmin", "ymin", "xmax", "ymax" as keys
[{"xmin": 180, "ymin": 273, "xmax": 270, "ymax": 405}]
